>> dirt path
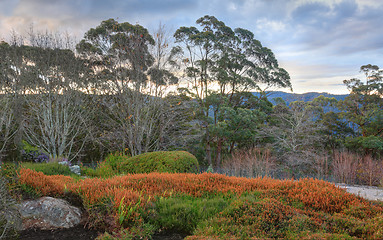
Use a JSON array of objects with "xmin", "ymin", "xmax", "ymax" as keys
[{"xmin": 336, "ymin": 184, "xmax": 383, "ymax": 201}]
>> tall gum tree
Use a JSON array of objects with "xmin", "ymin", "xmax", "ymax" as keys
[
  {"xmin": 77, "ymin": 19, "xmax": 183, "ymax": 156},
  {"xmin": 339, "ymin": 64, "xmax": 383, "ymax": 155},
  {"xmin": 0, "ymin": 32, "xmax": 91, "ymax": 161},
  {"xmin": 174, "ymin": 15, "xmax": 291, "ymax": 167}
]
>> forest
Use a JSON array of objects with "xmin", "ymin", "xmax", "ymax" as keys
[{"xmin": 1, "ymin": 15, "xmax": 383, "ymax": 239}]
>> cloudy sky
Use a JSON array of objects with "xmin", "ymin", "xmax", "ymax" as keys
[{"xmin": 0, "ymin": 0, "xmax": 382, "ymax": 94}]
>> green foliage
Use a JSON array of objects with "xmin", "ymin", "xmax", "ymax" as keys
[
  {"xmin": 81, "ymin": 151, "xmax": 198, "ymax": 177},
  {"xmin": 339, "ymin": 64, "xmax": 383, "ymax": 154},
  {"xmin": 0, "ymin": 162, "xmax": 18, "ymax": 186},
  {"xmin": 21, "ymin": 140, "xmax": 39, "ymax": 153},
  {"xmin": 20, "ymin": 162, "xmax": 72, "ymax": 176},
  {"xmin": 103, "ymin": 151, "xmax": 130, "ymax": 173},
  {"xmin": 18, "ymin": 183, "xmax": 42, "ymax": 199},
  {"xmin": 120, "ymin": 151, "xmax": 199, "ymax": 174},
  {"xmin": 143, "ymin": 194, "xmax": 231, "ymax": 235},
  {"xmin": 81, "ymin": 151, "xmax": 130, "ymax": 178},
  {"xmin": 96, "ymin": 223, "xmax": 156, "ymax": 240},
  {"xmin": 118, "ymin": 197, "xmax": 142, "ymax": 227},
  {"xmin": 81, "ymin": 164, "xmax": 115, "ymax": 178},
  {"xmin": 174, "ymin": 15, "xmax": 290, "ymax": 167}
]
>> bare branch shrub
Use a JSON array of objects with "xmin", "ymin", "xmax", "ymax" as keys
[
  {"xmin": 332, "ymin": 151, "xmax": 360, "ymax": 184},
  {"xmin": 313, "ymin": 153, "xmax": 329, "ymax": 180},
  {"xmin": 357, "ymin": 155, "xmax": 383, "ymax": 186},
  {"xmin": 332, "ymin": 151, "xmax": 383, "ymax": 186},
  {"xmin": 221, "ymin": 147, "xmax": 275, "ymax": 178}
]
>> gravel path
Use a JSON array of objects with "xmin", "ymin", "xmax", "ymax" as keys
[{"xmin": 336, "ymin": 183, "xmax": 383, "ymax": 201}]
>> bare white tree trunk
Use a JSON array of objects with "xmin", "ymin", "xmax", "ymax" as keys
[{"xmin": 0, "ymin": 96, "xmax": 16, "ymax": 160}]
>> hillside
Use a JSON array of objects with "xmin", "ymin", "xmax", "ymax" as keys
[{"xmin": 260, "ymin": 91, "xmax": 348, "ymax": 105}]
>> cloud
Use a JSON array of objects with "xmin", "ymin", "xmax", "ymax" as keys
[{"xmin": 0, "ymin": 0, "xmax": 382, "ymax": 94}]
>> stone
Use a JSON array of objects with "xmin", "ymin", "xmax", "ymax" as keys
[
  {"xmin": 18, "ymin": 197, "xmax": 82, "ymax": 230},
  {"xmin": 69, "ymin": 165, "xmax": 81, "ymax": 175}
]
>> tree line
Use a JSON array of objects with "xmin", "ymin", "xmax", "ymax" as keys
[{"xmin": 0, "ymin": 16, "xmax": 382, "ymax": 182}]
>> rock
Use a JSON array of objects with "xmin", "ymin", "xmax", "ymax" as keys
[
  {"xmin": 18, "ymin": 197, "xmax": 82, "ymax": 230},
  {"xmin": 69, "ymin": 165, "xmax": 81, "ymax": 175}
]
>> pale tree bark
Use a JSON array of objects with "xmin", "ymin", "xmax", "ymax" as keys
[
  {"xmin": 0, "ymin": 96, "xmax": 16, "ymax": 160},
  {"xmin": 260, "ymin": 101, "xmax": 325, "ymax": 175},
  {"xmin": 18, "ymin": 30, "xmax": 91, "ymax": 161}
]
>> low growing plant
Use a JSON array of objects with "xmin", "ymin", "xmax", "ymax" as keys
[
  {"xmin": 20, "ymin": 140, "xmax": 49, "ymax": 163},
  {"xmin": 20, "ymin": 162, "xmax": 73, "ymax": 176}
]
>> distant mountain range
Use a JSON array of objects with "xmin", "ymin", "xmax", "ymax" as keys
[{"xmin": 260, "ymin": 91, "xmax": 349, "ymax": 105}]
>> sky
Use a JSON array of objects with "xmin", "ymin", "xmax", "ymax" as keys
[{"xmin": 0, "ymin": 0, "xmax": 382, "ymax": 94}]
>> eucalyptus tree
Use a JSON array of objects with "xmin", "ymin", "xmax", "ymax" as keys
[
  {"xmin": 148, "ymin": 23, "xmax": 179, "ymax": 95},
  {"xmin": 0, "ymin": 32, "xmax": 91, "ymax": 161},
  {"xmin": 0, "ymin": 41, "xmax": 30, "ymax": 160},
  {"xmin": 339, "ymin": 64, "xmax": 383, "ymax": 155},
  {"xmin": 77, "ymin": 19, "xmax": 183, "ymax": 156},
  {"xmin": 0, "ymin": 95, "xmax": 15, "ymax": 160},
  {"xmin": 174, "ymin": 15, "xmax": 291, "ymax": 167}
]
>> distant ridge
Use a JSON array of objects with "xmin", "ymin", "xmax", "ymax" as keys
[{"xmin": 257, "ymin": 91, "xmax": 349, "ymax": 105}]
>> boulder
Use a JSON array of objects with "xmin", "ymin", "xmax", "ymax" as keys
[
  {"xmin": 18, "ymin": 197, "xmax": 82, "ymax": 230},
  {"xmin": 69, "ymin": 165, "xmax": 81, "ymax": 175}
]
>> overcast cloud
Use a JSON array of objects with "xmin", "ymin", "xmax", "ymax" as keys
[{"xmin": 0, "ymin": 0, "xmax": 382, "ymax": 94}]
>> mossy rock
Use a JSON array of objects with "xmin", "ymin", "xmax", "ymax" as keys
[{"xmin": 120, "ymin": 151, "xmax": 199, "ymax": 174}]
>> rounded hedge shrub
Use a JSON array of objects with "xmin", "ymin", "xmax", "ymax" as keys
[{"xmin": 120, "ymin": 151, "xmax": 199, "ymax": 174}]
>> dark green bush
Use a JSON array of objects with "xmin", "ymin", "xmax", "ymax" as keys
[
  {"xmin": 20, "ymin": 162, "xmax": 72, "ymax": 176},
  {"xmin": 120, "ymin": 151, "xmax": 199, "ymax": 174},
  {"xmin": 143, "ymin": 194, "xmax": 230, "ymax": 235}
]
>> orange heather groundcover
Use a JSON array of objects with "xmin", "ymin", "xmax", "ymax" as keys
[{"xmin": 18, "ymin": 168, "xmax": 383, "ymax": 239}]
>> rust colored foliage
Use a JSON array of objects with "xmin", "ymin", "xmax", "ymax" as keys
[
  {"xmin": 17, "ymin": 168, "xmax": 383, "ymax": 238},
  {"xmin": 18, "ymin": 168, "xmax": 374, "ymax": 214}
]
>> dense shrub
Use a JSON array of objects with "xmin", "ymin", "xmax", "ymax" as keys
[
  {"xmin": 0, "ymin": 176, "xmax": 21, "ymax": 240},
  {"xmin": 120, "ymin": 151, "xmax": 199, "ymax": 174},
  {"xmin": 143, "ymin": 194, "xmax": 231, "ymax": 235},
  {"xmin": 81, "ymin": 164, "xmax": 115, "ymax": 178},
  {"xmin": 81, "ymin": 151, "xmax": 199, "ymax": 178},
  {"xmin": 20, "ymin": 140, "xmax": 49, "ymax": 163},
  {"xmin": 20, "ymin": 162, "xmax": 73, "ymax": 176}
]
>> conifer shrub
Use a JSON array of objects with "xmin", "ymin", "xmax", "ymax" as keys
[{"xmin": 119, "ymin": 151, "xmax": 199, "ymax": 174}]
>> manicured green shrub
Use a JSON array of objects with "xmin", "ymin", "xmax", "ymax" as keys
[
  {"xmin": 120, "ymin": 151, "xmax": 199, "ymax": 174},
  {"xmin": 103, "ymin": 151, "xmax": 129, "ymax": 173},
  {"xmin": 81, "ymin": 151, "xmax": 199, "ymax": 178},
  {"xmin": 20, "ymin": 162, "xmax": 72, "ymax": 176}
]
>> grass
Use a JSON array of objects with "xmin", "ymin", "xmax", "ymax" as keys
[{"xmin": 15, "ymin": 167, "xmax": 383, "ymax": 239}]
